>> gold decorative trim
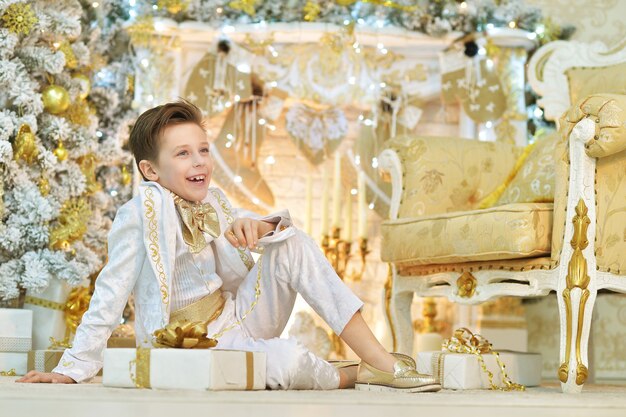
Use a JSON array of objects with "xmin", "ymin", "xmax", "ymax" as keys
[
  {"xmin": 210, "ymin": 189, "xmax": 254, "ymax": 270},
  {"xmin": 478, "ymin": 320, "xmax": 527, "ymax": 329},
  {"xmin": 143, "ymin": 187, "xmax": 169, "ymax": 306},
  {"xmin": 457, "ymin": 271, "xmax": 477, "ymax": 298},
  {"xmin": 24, "ymin": 296, "xmax": 64, "ymax": 311},
  {"xmin": 384, "ymin": 265, "xmax": 397, "ymax": 351},
  {"xmin": 130, "ymin": 347, "xmax": 151, "ymax": 388},
  {"xmin": 397, "ymin": 258, "xmax": 557, "ymax": 276},
  {"xmin": 559, "ymin": 199, "xmax": 591, "ymax": 385},
  {"xmin": 535, "ymin": 49, "xmax": 555, "ymax": 82}
]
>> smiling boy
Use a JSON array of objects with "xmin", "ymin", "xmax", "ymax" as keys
[{"xmin": 18, "ymin": 100, "xmax": 440, "ymax": 392}]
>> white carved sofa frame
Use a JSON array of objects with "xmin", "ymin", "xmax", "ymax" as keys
[{"xmin": 379, "ymin": 40, "xmax": 626, "ymax": 393}]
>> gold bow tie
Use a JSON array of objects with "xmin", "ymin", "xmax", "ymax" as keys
[{"xmin": 173, "ymin": 195, "xmax": 221, "ymax": 254}]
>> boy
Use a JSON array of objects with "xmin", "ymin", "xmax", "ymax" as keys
[{"xmin": 18, "ymin": 100, "xmax": 440, "ymax": 392}]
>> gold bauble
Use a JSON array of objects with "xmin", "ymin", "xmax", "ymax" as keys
[
  {"xmin": 335, "ymin": 0, "xmax": 357, "ymax": 6},
  {"xmin": 58, "ymin": 41, "xmax": 77, "ymax": 69},
  {"xmin": 42, "ymin": 85, "xmax": 71, "ymax": 114},
  {"xmin": 54, "ymin": 141, "xmax": 68, "ymax": 162},
  {"xmin": 39, "ymin": 177, "xmax": 50, "ymax": 196},
  {"xmin": 13, "ymin": 124, "xmax": 38, "ymax": 164},
  {"xmin": 72, "ymin": 73, "xmax": 91, "ymax": 99},
  {"xmin": 121, "ymin": 166, "xmax": 132, "ymax": 186}
]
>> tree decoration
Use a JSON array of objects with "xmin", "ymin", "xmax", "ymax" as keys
[
  {"xmin": 1, "ymin": 2, "xmax": 38, "ymax": 36},
  {"xmin": 229, "ymin": 0, "xmax": 259, "ymax": 17},
  {"xmin": 63, "ymin": 101, "xmax": 94, "ymax": 127},
  {"xmin": 157, "ymin": 0, "xmax": 189, "ymax": 14},
  {"xmin": 120, "ymin": 166, "xmax": 132, "ymax": 186},
  {"xmin": 58, "ymin": 41, "xmax": 77, "ymax": 69},
  {"xmin": 13, "ymin": 124, "xmax": 38, "ymax": 164},
  {"xmin": 303, "ymin": 1, "xmax": 321, "ymax": 22},
  {"xmin": 72, "ymin": 73, "xmax": 91, "ymax": 100},
  {"xmin": 78, "ymin": 154, "xmax": 100, "ymax": 195},
  {"xmin": 53, "ymin": 141, "xmax": 68, "ymax": 162},
  {"xmin": 39, "ymin": 177, "xmax": 50, "ymax": 196},
  {"xmin": 48, "ymin": 197, "xmax": 91, "ymax": 251},
  {"xmin": 42, "ymin": 84, "xmax": 71, "ymax": 115}
]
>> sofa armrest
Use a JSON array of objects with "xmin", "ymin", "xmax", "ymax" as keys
[
  {"xmin": 559, "ymin": 94, "xmax": 626, "ymax": 158},
  {"xmin": 379, "ymin": 136, "xmax": 520, "ymax": 220}
]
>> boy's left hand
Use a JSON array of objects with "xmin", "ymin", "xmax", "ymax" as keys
[{"xmin": 225, "ymin": 218, "xmax": 275, "ymax": 249}]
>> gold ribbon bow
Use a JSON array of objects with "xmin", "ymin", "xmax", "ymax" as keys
[
  {"xmin": 443, "ymin": 327, "xmax": 525, "ymax": 391},
  {"xmin": 152, "ymin": 320, "xmax": 218, "ymax": 349},
  {"xmin": 173, "ymin": 195, "xmax": 221, "ymax": 254}
]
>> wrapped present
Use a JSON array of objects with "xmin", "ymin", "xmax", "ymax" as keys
[
  {"xmin": 416, "ymin": 328, "xmax": 541, "ymax": 390},
  {"xmin": 0, "ymin": 308, "xmax": 33, "ymax": 376},
  {"xmin": 24, "ymin": 280, "xmax": 90, "ymax": 350},
  {"xmin": 27, "ymin": 350, "xmax": 64, "ymax": 373},
  {"xmin": 107, "ymin": 337, "xmax": 136, "ymax": 348},
  {"xmin": 103, "ymin": 348, "xmax": 266, "ymax": 390}
]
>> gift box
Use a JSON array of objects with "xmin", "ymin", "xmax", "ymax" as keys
[
  {"xmin": 23, "ymin": 279, "xmax": 72, "ymax": 350},
  {"xmin": 107, "ymin": 337, "xmax": 136, "ymax": 348},
  {"xmin": 27, "ymin": 350, "xmax": 64, "ymax": 372},
  {"xmin": 0, "ymin": 308, "xmax": 33, "ymax": 376},
  {"xmin": 416, "ymin": 350, "xmax": 542, "ymax": 390},
  {"xmin": 103, "ymin": 348, "xmax": 266, "ymax": 391}
]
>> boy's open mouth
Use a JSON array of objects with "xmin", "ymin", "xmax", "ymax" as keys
[{"xmin": 187, "ymin": 175, "xmax": 206, "ymax": 184}]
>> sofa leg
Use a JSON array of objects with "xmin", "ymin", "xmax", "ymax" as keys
[
  {"xmin": 557, "ymin": 199, "xmax": 597, "ymax": 393},
  {"xmin": 385, "ymin": 265, "xmax": 415, "ymax": 355}
]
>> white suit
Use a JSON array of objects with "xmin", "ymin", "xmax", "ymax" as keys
[{"xmin": 53, "ymin": 182, "xmax": 363, "ymax": 389}]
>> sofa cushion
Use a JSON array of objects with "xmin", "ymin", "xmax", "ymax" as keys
[
  {"xmin": 566, "ymin": 62, "xmax": 626, "ymax": 105},
  {"xmin": 381, "ymin": 203, "xmax": 553, "ymax": 265}
]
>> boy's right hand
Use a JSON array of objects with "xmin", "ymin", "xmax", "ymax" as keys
[{"xmin": 16, "ymin": 371, "xmax": 76, "ymax": 384}]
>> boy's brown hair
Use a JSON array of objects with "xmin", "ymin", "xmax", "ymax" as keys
[{"xmin": 129, "ymin": 99, "xmax": 206, "ymax": 180}]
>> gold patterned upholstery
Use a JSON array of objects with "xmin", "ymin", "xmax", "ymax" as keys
[
  {"xmin": 381, "ymin": 203, "xmax": 552, "ymax": 265},
  {"xmin": 387, "ymin": 136, "xmax": 522, "ymax": 218}
]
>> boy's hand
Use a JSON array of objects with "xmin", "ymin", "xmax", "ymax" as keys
[
  {"xmin": 225, "ymin": 218, "xmax": 275, "ymax": 249},
  {"xmin": 16, "ymin": 371, "xmax": 76, "ymax": 384}
]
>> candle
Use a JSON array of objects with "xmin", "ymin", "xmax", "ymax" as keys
[
  {"xmin": 304, "ymin": 170, "xmax": 313, "ymax": 235},
  {"xmin": 358, "ymin": 171, "xmax": 367, "ymax": 238},
  {"xmin": 344, "ymin": 188, "xmax": 352, "ymax": 242},
  {"xmin": 331, "ymin": 152, "xmax": 342, "ymax": 228},
  {"xmin": 321, "ymin": 163, "xmax": 329, "ymax": 235}
]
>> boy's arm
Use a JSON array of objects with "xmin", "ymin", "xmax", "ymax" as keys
[{"xmin": 51, "ymin": 202, "xmax": 145, "ymax": 382}]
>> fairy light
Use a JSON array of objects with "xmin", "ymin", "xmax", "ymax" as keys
[
  {"xmin": 224, "ymin": 101, "xmax": 232, "ymax": 108},
  {"xmin": 234, "ymin": 95, "xmax": 241, "ymax": 102},
  {"xmin": 234, "ymin": 175, "xmax": 243, "ymax": 183},
  {"xmin": 252, "ymin": 197, "xmax": 260, "ymax": 205},
  {"xmin": 222, "ymin": 25, "xmax": 235, "ymax": 34},
  {"xmin": 371, "ymin": 157, "xmax": 378, "ymax": 168},
  {"xmin": 485, "ymin": 121, "xmax": 493, "ymax": 129},
  {"xmin": 351, "ymin": 188, "xmax": 357, "ymax": 196},
  {"xmin": 269, "ymin": 81, "xmax": 278, "ymax": 87},
  {"xmin": 379, "ymin": 82, "xmax": 386, "ymax": 88},
  {"xmin": 368, "ymin": 202, "xmax": 375, "ymax": 210},
  {"xmin": 264, "ymin": 155, "xmax": 276, "ymax": 165},
  {"xmin": 258, "ymin": 118, "xmax": 266, "ymax": 125},
  {"xmin": 92, "ymin": 2, "xmax": 99, "ymax": 8},
  {"xmin": 348, "ymin": 76, "xmax": 356, "ymax": 85},
  {"xmin": 152, "ymin": 4, "xmax": 158, "ymax": 10},
  {"xmin": 267, "ymin": 124, "xmax": 276, "ymax": 131},
  {"xmin": 129, "ymin": 0, "xmax": 136, "ymax": 5},
  {"xmin": 96, "ymin": 131, "xmax": 103, "ymax": 138},
  {"xmin": 355, "ymin": 155, "xmax": 361, "ymax": 165},
  {"xmin": 140, "ymin": 58, "xmax": 149, "ymax": 68},
  {"xmin": 508, "ymin": 21, "xmax": 517, "ymax": 28}
]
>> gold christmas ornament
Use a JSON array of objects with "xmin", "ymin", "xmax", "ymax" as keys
[
  {"xmin": 39, "ymin": 177, "xmax": 50, "ymax": 196},
  {"xmin": 1, "ymin": 2, "xmax": 38, "ymax": 35},
  {"xmin": 303, "ymin": 1, "xmax": 321, "ymax": 21},
  {"xmin": 13, "ymin": 124, "xmax": 39, "ymax": 164},
  {"xmin": 336, "ymin": 0, "xmax": 357, "ymax": 6},
  {"xmin": 228, "ymin": 0, "xmax": 258, "ymax": 16},
  {"xmin": 157, "ymin": 0, "xmax": 189, "ymax": 14},
  {"xmin": 72, "ymin": 73, "xmax": 91, "ymax": 99},
  {"xmin": 42, "ymin": 85, "xmax": 71, "ymax": 115},
  {"xmin": 121, "ymin": 165, "xmax": 132, "ymax": 186},
  {"xmin": 53, "ymin": 141, "xmax": 68, "ymax": 162},
  {"xmin": 57, "ymin": 41, "xmax": 77, "ymax": 69},
  {"xmin": 49, "ymin": 197, "xmax": 91, "ymax": 250},
  {"xmin": 79, "ymin": 154, "xmax": 101, "ymax": 194},
  {"xmin": 127, "ymin": 16, "xmax": 155, "ymax": 47},
  {"xmin": 63, "ymin": 100, "xmax": 94, "ymax": 127}
]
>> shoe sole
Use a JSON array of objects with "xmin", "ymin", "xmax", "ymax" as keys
[{"xmin": 354, "ymin": 382, "xmax": 442, "ymax": 393}]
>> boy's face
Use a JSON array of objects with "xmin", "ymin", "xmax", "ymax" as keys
[{"xmin": 140, "ymin": 122, "xmax": 213, "ymax": 202}]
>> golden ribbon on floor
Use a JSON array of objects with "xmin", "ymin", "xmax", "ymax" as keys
[{"xmin": 443, "ymin": 327, "xmax": 525, "ymax": 391}]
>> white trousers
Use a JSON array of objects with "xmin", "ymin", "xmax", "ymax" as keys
[{"xmin": 206, "ymin": 229, "xmax": 363, "ymax": 390}]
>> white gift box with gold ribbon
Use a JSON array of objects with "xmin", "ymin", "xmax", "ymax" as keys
[
  {"xmin": 416, "ymin": 350, "xmax": 542, "ymax": 390},
  {"xmin": 0, "ymin": 308, "xmax": 33, "ymax": 375},
  {"xmin": 102, "ymin": 348, "xmax": 266, "ymax": 391}
]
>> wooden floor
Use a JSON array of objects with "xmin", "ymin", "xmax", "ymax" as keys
[{"xmin": 3, "ymin": 377, "xmax": 626, "ymax": 417}]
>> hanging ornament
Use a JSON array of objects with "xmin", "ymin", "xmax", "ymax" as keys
[
  {"xmin": 303, "ymin": 1, "xmax": 321, "ymax": 22},
  {"xmin": 49, "ymin": 197, "xmax": 91, "ymax": 251},
  {"xmin": 63, "ymin": 101, "xmax": 94, "ymax": 127},
  {"xmin": 42, "ymin": 84, "xmax": 71, "ymax": 115},
  {"xmin": 1, "ymin": 2, "xmax": 38, "ymax": 36},
  {"xmin": 72, "ymin": 73, "xmax": 91, "ymax": 100},
  {"xmin": 157, "ymin": 0, "xmax": 189, "ymax": 14},
  {"xmin": 13, "ymin": 124, "xmax": 38, "ymax": 164},
  {"xmin": 228, "ymin": 0, "xmax": 258, "ymax": 16},
  {"xmin": 121, "ymin": 166, "xmax": 132, "ymax": 186},
  {"xmin": 57, "ymin": 41, "xmax": 77, "ymax": 69},
  {"xmin": 39, "ymin": 177, "xmax": 50, "ymax": 196},
  {"xmin": 79, "ymin": 154, "xmax": 100, "ymax": 195},
  {"xmin": 54, "ymin": 141, "xmax": 68, "ymax": 162}
]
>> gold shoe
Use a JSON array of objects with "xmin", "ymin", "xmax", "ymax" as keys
[{"xmin": 355, "ymin": 359, "xmax": 441, "ymax": 393}]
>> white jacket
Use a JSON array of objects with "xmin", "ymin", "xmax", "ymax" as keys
[{"xmin": 54, "ymin": 182, "xmax": 294, "ymax": 382}]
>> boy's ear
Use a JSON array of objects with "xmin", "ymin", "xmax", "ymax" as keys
[{"xmin": 138, "ymin": 159, "xmax": 159, "ymax": 181}]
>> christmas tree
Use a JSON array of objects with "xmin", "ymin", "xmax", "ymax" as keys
[{"xmin": 0, "ymin": 0, "xmax": 136, "ymax": 304}]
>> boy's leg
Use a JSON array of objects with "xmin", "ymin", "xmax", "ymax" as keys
[{"xmin": 235, "ymin": 229, "xmax": 362, "ymax": 340}]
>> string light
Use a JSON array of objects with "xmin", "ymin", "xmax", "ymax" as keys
[
  {"xmin": 234, "ymin": 175, "xmax": 243, "ymax": 183},
  {"xmin": 351, "ymin": 188, "xmax": 357, "ymax": 195},
  {"xmin": 348, "ymin": 76, "xmax": 356, "ymax": 85},
  {"xmin": 258, "ymin": 118, "xmax": 266, "ymax": 125},
  {"xmin": 368, "ymin": 203, "xmax": 375, "ymax": 210},
  {"xmin": 252, "ymin": 197, "xmax": 260, "ymax": 204},
  {"xmin": 140, "ymin": 58, "xmax": 149, "ymax": 68},
  {"xmin": 265, "ymin": 155, "xmax": 276, "ymax": 165},
  {"xmin": 355, "ymin": 155, "xmax": 361, "ymax": 165},
  {"xmin": 371, "ymin": 157, "xmax": 378, "ymax": 168},
  {"xmin": 92, "ymin": 2, "xmax": 99, "ymax": 8}
]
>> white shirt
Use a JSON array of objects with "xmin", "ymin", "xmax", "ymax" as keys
[{"xmin": 170, "ymin": 217, "xmax": 223, "ymax": 312}]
